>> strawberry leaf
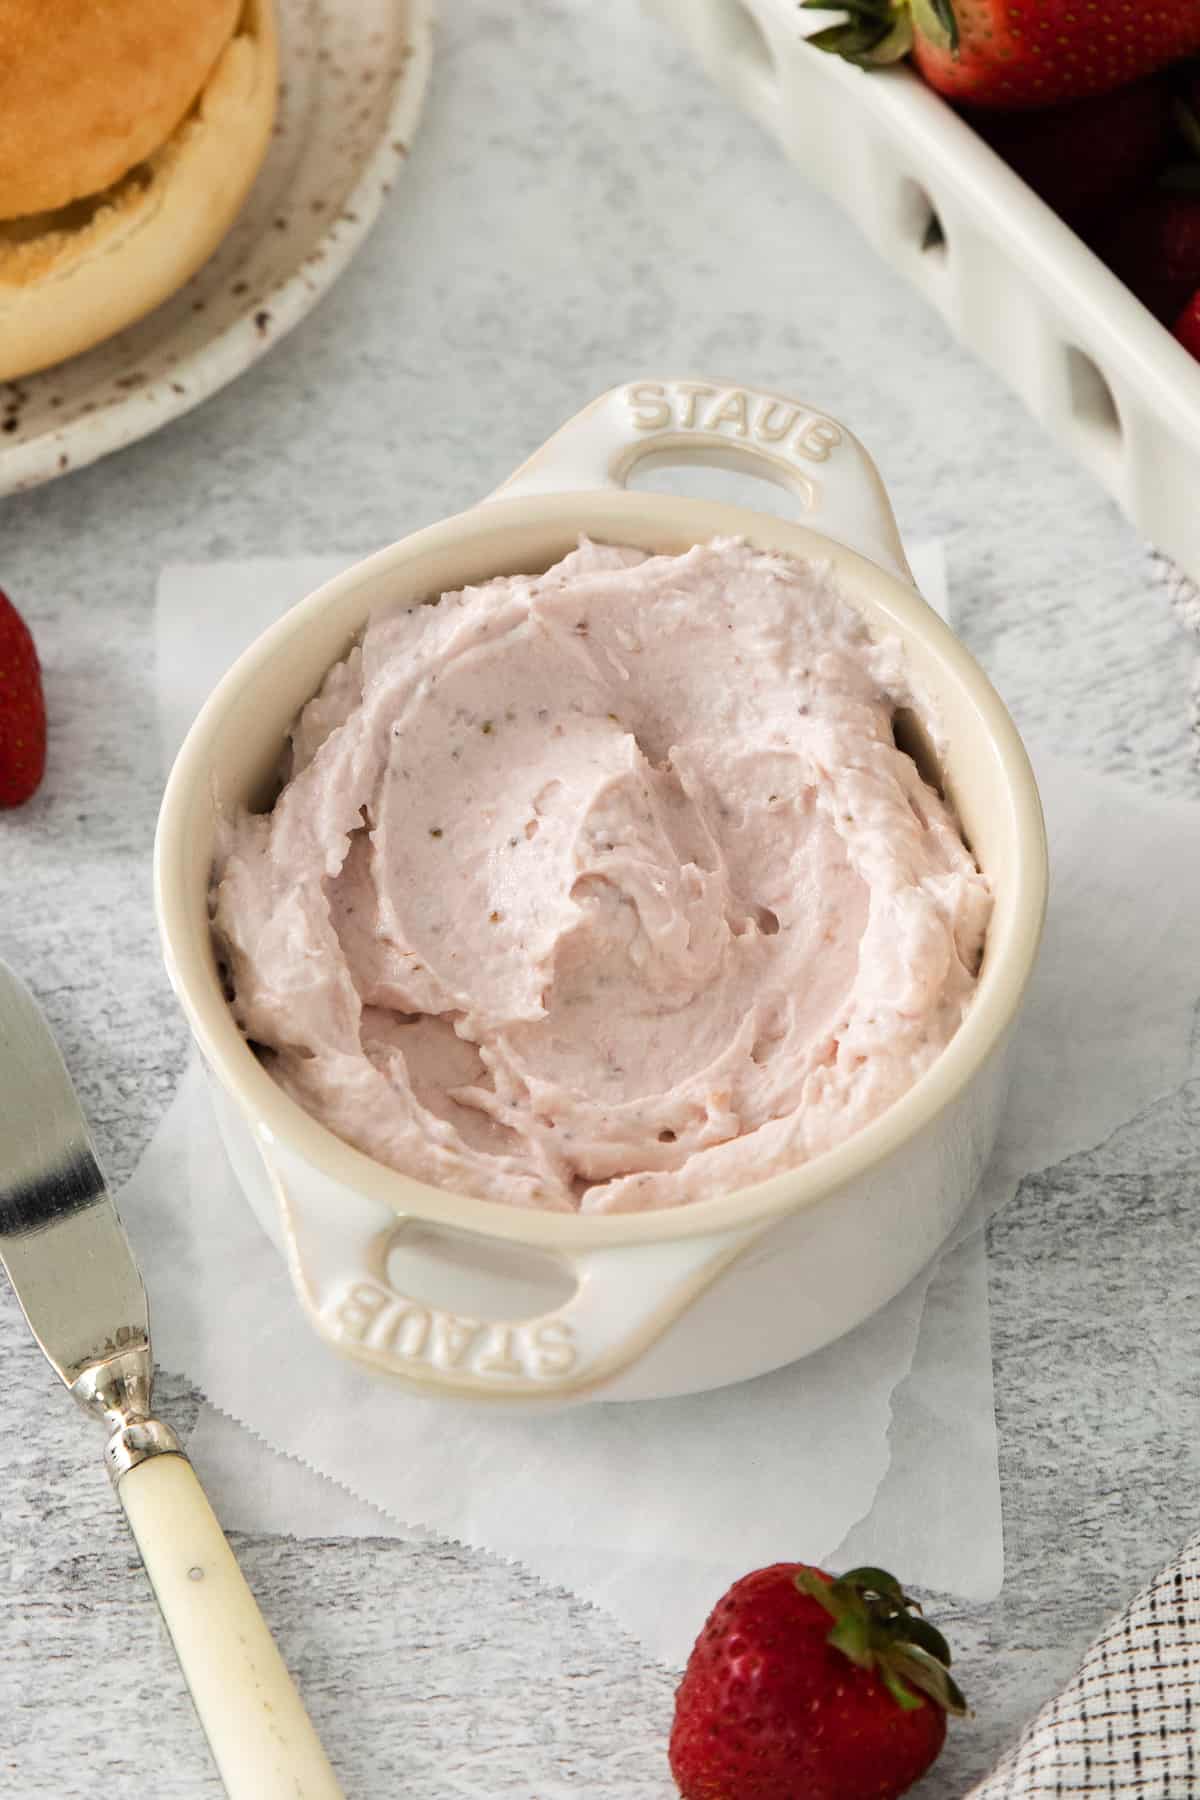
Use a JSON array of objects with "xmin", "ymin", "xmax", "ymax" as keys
[
  {"xmin": 802, "ymin": 0, "xmax": 913, "ymax": 65},
  {"xmin": 895, "ymin": 1612, "xmax": 954, "ymax": 1667},
  {"xmin": 793, "ymin": 1566, "xmax": 840, "ymax": 1618},
  {"xmin": 854, "ymin": 15, "xmax": 913, "ymax": 63},
  {"xmin": 880, "ymin": 1663, "xmax": 926, "ymax": 1712},
  {"xmin": 912, "ymin": 0, "xmax": 957, "ymax": 52},
  {"xmin": 839, "ymin": 1567, "xmax": 911, "ymax": 1607},
  {"xmin": 890, "ymin": 1644, "xmax": 970, "ymax": 1716},
  {"xmin": 827, "ymin": 1607, "xmax": 875, "ymax": 1669},
  {"xmin": 795, "ymin": 1564, "xmax": 967, "ymax": 1716}
]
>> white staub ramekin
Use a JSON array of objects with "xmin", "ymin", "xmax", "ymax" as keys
[{"xmin": 154, "ymin": 378, "xmax": 1047, "ymax": 1406}]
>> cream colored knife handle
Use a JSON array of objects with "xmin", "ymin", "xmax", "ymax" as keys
[{"xmin": 118, "ymin": 1452, "xmax": 344, "ymax": 1799}]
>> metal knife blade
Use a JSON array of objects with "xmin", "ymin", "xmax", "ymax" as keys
[{"xmin": 0, "ymin": 959, "xmax": 149, "ymax": 1393}]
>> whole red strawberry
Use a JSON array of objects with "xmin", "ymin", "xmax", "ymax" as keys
[
  {"xmin": 805, "ymin": 1, "xmax": 1200, "ymax": 112},
  {"xmin": 669, "ymin": 1563, "xmax": 965, "ymax": 1800},
  {"xmin": 1175, "ymin": 289, "xmax": 1200, "ymax": 361},
  {"xmin": 0, "ymin": 587, "xmax": 47, "ymax": 808}
]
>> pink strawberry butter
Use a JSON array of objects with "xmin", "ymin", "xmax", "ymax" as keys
[{"xmin": 211, "ymin": 538, "xmax": 991, "ymax": 1213}]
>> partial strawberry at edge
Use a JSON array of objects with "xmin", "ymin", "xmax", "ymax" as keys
[
  {"xmin": 1175, "ymin": 290, "xmax": 1200, "ymax": 360},
  {"xmin": 1093, "ymin": 193, "xmax": 1200, "ymax": 325},
  {"xmin": 0, "ymin": 588, "xmax": 47, "ymax": 810},
  {"xmin": 804, "ymin": 0, "xmax": 1200, "ymax": 112},
  {"xmin": 669, "ymin": 1562, "xmax": 964, "ymax": 1800}
]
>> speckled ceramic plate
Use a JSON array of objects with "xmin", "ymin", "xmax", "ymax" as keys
[{"xmin": 0, "ymin": 0, "xmax": 433, "ymax": 496}]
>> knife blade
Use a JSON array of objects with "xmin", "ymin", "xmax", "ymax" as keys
[
  {"xmin": 0, "ymin": 962, "xmax": 149, "ymax": 1396},
  {"xmin": 0, "ymin": 960, "xmax": 343, "ymax": 1800}
]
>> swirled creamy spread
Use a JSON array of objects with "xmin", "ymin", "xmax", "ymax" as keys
[{"xmin": 212, "ymin": 538, "xmax": 991, "ymax": 1213}]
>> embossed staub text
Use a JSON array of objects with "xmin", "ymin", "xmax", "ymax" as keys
[
  {"xmin": 624, "ymin": 381, "xmax": 843, "ymax": 463},
  {"xmin": 329, "ymin": 1281, "xmax": 578, "ymax": 1383}
]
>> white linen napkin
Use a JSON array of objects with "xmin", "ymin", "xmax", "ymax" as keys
[
  {"xmin": 120, "ymin": 544, "xmax": 1200, "ymax": 1670},
  {"xmin": 967, "ymin": 1534, "xmax": 1200, "ymax": 1796}
]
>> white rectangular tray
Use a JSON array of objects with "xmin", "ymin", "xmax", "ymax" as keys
[{"xmin": 648, "ymin": 0, "xmax": 1200, "ymax": 586}]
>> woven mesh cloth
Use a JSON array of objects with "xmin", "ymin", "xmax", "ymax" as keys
[{"xmin": 968, "ymin": 1537, "xmax": 1200, "ymax": 1797}]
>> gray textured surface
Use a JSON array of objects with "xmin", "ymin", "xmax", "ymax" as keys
[{"xmin": 0, "ymin": 1, "xmax": 1197, "ymax": 1794}]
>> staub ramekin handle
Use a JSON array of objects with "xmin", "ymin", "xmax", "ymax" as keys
[
  {"xmin": 490, "ymin": 376, "xmax": 913, "ymax": 583},
  {"xmin": 265, "ymin": 1145, "xmax": 758, "ymax": 1403}
]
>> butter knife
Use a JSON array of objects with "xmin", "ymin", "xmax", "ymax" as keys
[{"xmin": 0, "ymin": 960, "xmax": 344, "ymax": 1799}]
